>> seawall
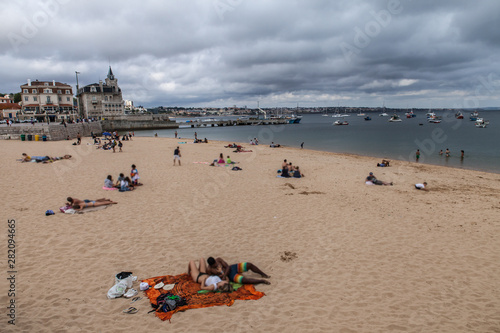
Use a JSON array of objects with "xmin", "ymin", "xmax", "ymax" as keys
[
  {"xmin": 101, "ymin": 115, "xmax": 178, "ymax": 131},
  {"xmin": 0, "ymin": 122, "xmax": 102, "ymax": 141}
]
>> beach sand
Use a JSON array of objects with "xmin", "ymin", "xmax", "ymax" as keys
[{"xmin": 1, "ymin": 137, "xmax": 500, "ymax": 332}]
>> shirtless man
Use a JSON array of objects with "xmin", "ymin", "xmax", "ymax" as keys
[{"xmin": 206, "ymin": 257, "xmax": 271, "ymax": 285}]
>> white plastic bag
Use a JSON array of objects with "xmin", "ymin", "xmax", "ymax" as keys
[
  {"xmin": 115, "ymin": 274, "xmax": 134, "ymax": 289},
  {"xmin": 107, "ymin": 280, "xmax": 128, "ymax": 299}
]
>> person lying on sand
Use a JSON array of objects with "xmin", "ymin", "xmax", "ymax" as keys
[
  {"xmin": 270, "ymin": 142, "xmax": 282, "ymax": 148},
  {"xmin": 415, "ymin": 182, "xmax": 428, "ymax": 191},
  {"xmin": 377, "ymin": 159, "xmax": 390, "ymax": 167},
  {"xmin": 21, "ymin": 153, "xmax": 31, "ymax": 162},
  {"xmin": 206, "ymin": 257, "xmax": 271, "ymax": 285},
  {"xmin": 366, "ymin": 172, "xmax": 392, "ymax": 186},
  {"xmin": 188, "ymin": 258, "xmax": 231, "ymax": 292},
  {"xmin": 67, "ymin": 197, "xmax": 117, "ymax": 211}
]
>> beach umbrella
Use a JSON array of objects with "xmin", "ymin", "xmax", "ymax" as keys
[{"xmin": 103, "ymin": 132, "xmax": 111, "ymax": 136}]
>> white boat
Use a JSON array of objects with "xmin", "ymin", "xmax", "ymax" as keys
[
  {"xmin": 388, "ymin": 115, "xmax": 402, "ymax": 122},
  {"xmin": 475, "ymin": 118, "xmax": 489, "ymax": 127},
  {"xmin": 379, "ymin": 112, "xmax": 389, "ymax": 117},
  {"xmin": 333, "ymin": 120, "xmax": 349, "ymax": 125},
  {"xmin": 322, "ymin": 113, "xmax": 330, "ymax": 117},
  {"xmin": 332, "ymin": 112, "xmax": 343, "ymax": 118},
  {"xmin": 357, "ymin": 112, "xmax": 366, "ymax": 117}
]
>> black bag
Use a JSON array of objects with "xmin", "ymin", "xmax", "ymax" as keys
[{"xmin": 151, "ymin": 293, "xmax": 187, "ymax": 313}]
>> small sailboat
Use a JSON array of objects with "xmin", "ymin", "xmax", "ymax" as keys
[
  {"xmin": 379, "ymin": 112, "xmax": 389, "ymax": 117},
  {"xmin": 455, "ymin": 111, "xmax": 464, "ymax": 119},
  {"xmin": 357, "ymin": 111, "xmax": 366, "ymax": 117}
]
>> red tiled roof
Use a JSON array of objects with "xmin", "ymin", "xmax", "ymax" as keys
[{"xmin": 0, "ymin": 103, "xmax": 21, "ymax": 110}]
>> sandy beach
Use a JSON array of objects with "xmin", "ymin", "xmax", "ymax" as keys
[{"xmin": 1, "ymin": 136, "xmax": 500, "ymax": 332}]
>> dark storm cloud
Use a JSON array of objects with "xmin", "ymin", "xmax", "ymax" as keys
[{"xmin": 0, "ymin": 0, "xmax": 499, "ymax": 108}]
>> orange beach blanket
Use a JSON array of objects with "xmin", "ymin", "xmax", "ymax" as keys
[{"xmin": 143, "ymin": 273, "xmax": 265, "ymax": 321}]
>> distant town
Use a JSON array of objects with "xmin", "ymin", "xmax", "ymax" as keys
[{"xmin": 1, "ymin": 66, "xmax": 498, "ymax": 124}]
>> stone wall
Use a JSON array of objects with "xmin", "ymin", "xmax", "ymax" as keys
[
  {"xmin": 0, "ymin": 122, "xmax": 102, "ymax": 141},
  {"xmin": 101, "ymin": 114, "xmax": 178, "ymax": 131}
]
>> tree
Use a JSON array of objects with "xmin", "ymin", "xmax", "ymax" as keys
[{"xmin": 12, "ymin": 92, "xmax": 21, "ymax": 103}]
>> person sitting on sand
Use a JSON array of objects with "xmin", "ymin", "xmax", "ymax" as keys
[
  {"xmin": 366, "ymin": 172, "xmax": 392, "ymax": 186},
  {"xmin": 67, "ymin": 197, "xmax": 117, "ymax": 211},
  {"xmin": 120, "ymin": 177, "xmax": 134, "ymax": 191},
  {"xmin": 188, "ymin": 258, "xmax": 231, "ymax": 292},
  {"xmin": 270, "ymin": 142, "xmax": 281, "ymax": 148},
  {"xmin": 218, "ymin": 153, "xmax": 225, "ymax": 164},
  {"xmin": 293, "ymin": 166, "xmax": 304, "ymax": 178},
  {"xmin": 415, "ymin": 182, "xmax": 428, "ymax": 191},
  {"xmin": 206, "ymin": 257, "xmax": 271, "ymax": 285},
  {"xmin": 226, "ymin": 155, "xmax": 235, "ymax": 164},
  {"xmin": 280, "ymin": 164, "xmax": 291, "ymax": 178},
  {"xmin": 104, "ymin": 175, "xmax": 116, "ymax": 189}
]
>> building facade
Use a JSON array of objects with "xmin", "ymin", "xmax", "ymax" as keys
[
  {"xmin": 19, "ymin": 79, "xmax": 77, "ymax": 122},
  {"xmin": 77, "ymin": 67, "xmax": 124, "ymax": 119}
]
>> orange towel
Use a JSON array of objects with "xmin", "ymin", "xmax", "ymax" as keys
[{"xmin": 143, "ymin": 273, "xmax": 265, "ymax": 321}]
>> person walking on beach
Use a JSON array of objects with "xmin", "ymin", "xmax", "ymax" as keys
[
  {"xmin": 301, "ymin": 142, "xmax": 304, "ymax": 149},
  {"xmin": 175, "ymin": 130, "xmax": 178, "ymax": 138},
  {"xmin": 416, "ymin": 149, "xmax": 420, "ymax": 161},
  {"xmin": 194, "ymin": 132, "xmax": 197, "ymax": 140},
  {"xmin": 77, "ymin": 132, "xmax": 81, "ymax": 145},
  {"xmin": 461, "ymin": 150, "xmax": 464, "ymax": 159},
  {"xmin": 174, "ymin": 146, "xmax": 181, "ymax": 166}
]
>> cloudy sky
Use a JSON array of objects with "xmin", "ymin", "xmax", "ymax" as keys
[{"xmin": 1, "ymin": 0, "xmax": 499, "ymax": 108}]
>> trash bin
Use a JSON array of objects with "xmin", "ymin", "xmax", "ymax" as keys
[
  {"xmin": 27, "ymin": 134, "xmax": 32, "ymax": 141},
  {"xmin": 42, "ymin": 135, "xmax": 47, "ymax": 141},
  {"xmin": 35, "ymin": 134, "xmax": 40, "ymax": 141},
  {"xmin": 20, "ymin": 134, "xmax": 25, "ymax": 141}
]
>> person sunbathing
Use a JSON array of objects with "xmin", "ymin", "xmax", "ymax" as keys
[
  {"xmin": 67, "ymin": 197, "xmax": 117, "ymax": 211},
  {"xmin": 188, "ymin": 258, "xmax": 231, "ymax": 292},
  {"xmin": 206, "ymin": 257, "xmax": 271, "ymax": 285},
  {"xmin": 365, "ymin": 172, "xmax": 392, "ymax": 186},
  {"xmin": 21, "ymin": 153, "xmax": 32, "ymax": 162}
]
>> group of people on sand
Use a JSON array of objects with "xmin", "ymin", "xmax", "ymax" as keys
[
  {"xmin": 104, "ymin": 164, "xmax": 142, "ymax": 191},
  {"xmin": 20, "ymin": 153, "xmax": 72, "ymax": 163},
  {"xmin": 95, "ymin": 137, "xmax": 123, "ymax": 153},
  {"xmin": 188, "ymin": 257, "xmax": 270, "ymax": 292},
  {"xmin": 279, "ymin": 159, "xmax": 304, "ymax": 178},
  {"xmin": 210, "ymin": 153, "xmax": 236, "ymax": 166},
  {"xmin": 365, "ymin": 171, "xmax": 428, "ymax": 191}
]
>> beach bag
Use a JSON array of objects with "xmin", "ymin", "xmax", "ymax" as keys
[{"xmin": 152, "ymin": 293, "xmax": 187, "ymax": 312}]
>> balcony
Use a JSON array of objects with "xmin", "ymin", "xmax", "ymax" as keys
[{"xmin": 91, "ymin": 100, "xmax": 98, "ymax": 104}]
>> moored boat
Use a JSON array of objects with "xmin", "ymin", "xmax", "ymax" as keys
[
  {"xmin": 333, "ymin": 120, "xmax": 349, "ymax": 125},
  {"xmin": 388, "ymin": 114, "xmax": 402, "ymax": 122},
  {"xmin": 364, "ymin": 116, "xmax": 371, "ymax": 121},
  {"xmin": 455, "ymin": 111, "xmax": 464, "ymax": 119},
  {"xmin": 470, "ymin": 110, "xmax": 480, "ymax": 121}
]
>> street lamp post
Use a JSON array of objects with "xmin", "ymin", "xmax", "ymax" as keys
[{"xmin": 75, "ymin": 71, "xmax": 81, "ymax": 120}]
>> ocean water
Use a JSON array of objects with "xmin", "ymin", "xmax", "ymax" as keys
[{"xmin": 135, "ymin": 111, "xmax": 500, "ymax": 174}]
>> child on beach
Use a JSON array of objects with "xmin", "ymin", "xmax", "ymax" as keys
[{"xmin": 130, "ymin": 164, "xmax": 140, "ymax": 185}]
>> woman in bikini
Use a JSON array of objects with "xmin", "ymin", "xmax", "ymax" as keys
[
  {"xmin": 67, "ymin": 197, "xmax": 117, "ymax": 211},
  {"xmin": 188, "ymin": 258, "xmax": 230, "ymax": 292}
]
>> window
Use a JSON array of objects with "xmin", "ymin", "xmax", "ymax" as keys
[
  {"xmin": 33, "ymin": 97, "xmax": 37, "ymax": 102},
  {"xmin": 58, "ymin": 97, "xmax": 62, "ymax": 102},
  {"xmin": 24, "ymin": 96, "xmax": 28, "ymax": 101},
  {"xmin": 66, "ymin": 97, "xmax": 70, "ymax": 102},
  {"xmin": 57, "ymin": 90, "xmax": 62, "ymax": 94},
  {"xmin": 92, "ymin": 96, "xmax": 96, "ymax": 101},
  {"xmin": 44, "ymin": 82, "xmax": 49, "ymax": 86},
  {"xmin": 46, "ymin": 96, "xmax": 51, "ymax": 103},
  {"xmin": 33, "ymin": 89, "xmax": 37, "ymax": 93},
  {"xmin": 65, "ymin": 90, "xmax": 70, "ymax": 94},
  {"xmin": 44, "ymin": 89, "xmax": 52, "ymax": 93},
  {"xmin": 23, "ymin": 89, "xmax": 28, "ymax": 93},
  {"xmin": 90, "ymin": 86, "xmax": 97, "ymax": 92},
  {"xmin": 104, "ymin": 96, "xmax": 108, "ymax": 101}
]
